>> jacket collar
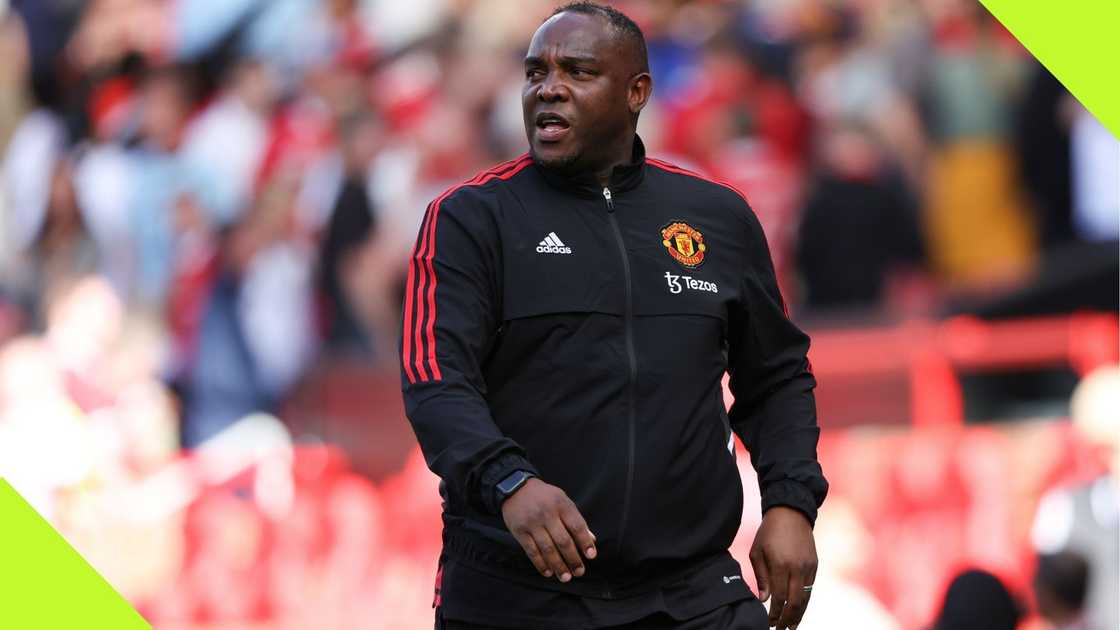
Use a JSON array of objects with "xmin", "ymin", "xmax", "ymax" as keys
[{"xmin": 533, "ymin": 135, "xmax": 647, "ymax": 198}]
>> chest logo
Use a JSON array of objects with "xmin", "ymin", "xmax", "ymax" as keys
[
  {"xmin": 536, "ymin": 231, "xmax": 572, "ymax": 254},
  {"xmin": 660, "ymin": 221, "xmax": 706, "ymax": 268},
  {"xmin": 665, "ymin": 272, "xmax": 718, "ymax": 294}
]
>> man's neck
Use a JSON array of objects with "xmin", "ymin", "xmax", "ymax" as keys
[
  {"xmin": 533, "ymin": 133, "xmax": 646, "ymax": 196},
  {"xmin": 592, "ymin": 133, "xmax": 637, "ymax": 187}
]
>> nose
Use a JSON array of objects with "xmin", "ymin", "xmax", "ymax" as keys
[{"xmin": 537, "ymin": 73, "xmax": 568, "ymax": 103}]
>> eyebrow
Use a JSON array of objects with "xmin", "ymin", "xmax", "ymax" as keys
[{"xmin": 524, "ymin": 54, "xmax": 599, "ymax": 66}]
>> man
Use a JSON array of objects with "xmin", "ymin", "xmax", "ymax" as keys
[{"xmin": 400, "ymin": 4, "xmax": 827, "ymax": 629}]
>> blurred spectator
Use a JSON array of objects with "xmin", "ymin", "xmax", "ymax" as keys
[
  {"xmin": 1014, "ymin": 63, "xmax": 1074, "ymax": 252},
  {"xmin": 1034, "ymin": 551, "xmax": 1091, "ymax": 630},
  {"xmin": 181, "ymin": 173, "xmax": 315, "ymax": 446},
  {"xmin": 920, "ymin": 2, "xmax": 1036, "ymax": 290},
  {"xmin": 7, "ymin": 0, "xmax": 81, "ymax": 111},
  {"xmin": 1069, "ymin": 108, "xmax": 1120, "ymax": 244},
  {"xmin": 127, "ymin": 64, "xmax": 196, "ymax": 306},
  {"xmin": 235, "ymin": 175, "xmax": 317, "ymax": 399},
  {"xmin": 1032, "ymin": 367, "xmax": 1120, "ymax": 630},
  {"xmin": 1, "ymin": 157, "xmax": 99, "ymax": 329},
  {"xmin": 2, "ymin": 107, "xmax": 66, "ymax": 267},
  {"xmin": 0, "ymin": 2, "xmax": 1116, "ymax": 628},
  {"xmin": 795, "ymin": 124, "xmax": 926, "ymax": 314},
  {"xmin": 0, "ymin": 10, "xmax": 31, "ymax": 150},
  {"xmin": 73, "ymin": 76, "xmax": 141, "ymax": 299},
  {"xmin": 178, "ymin": 58, "xmax": 274, "ymax": 228},
  {"xmin": 316, "ymin": 111, "xmax": 381, "ymax": 357},
  {"xmin": 7, "ymin": 0, "xmax": 1100, "ymax": 397},
  {"xmin": 931, "ymin": 569, "xmax": 1023, "ymax": 630}
]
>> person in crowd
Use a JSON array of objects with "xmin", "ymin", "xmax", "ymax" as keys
[
  {"xmin": 931, "ymin": 569, "xmax": 1022, "ymax": 630},
  {"xmin": 1, "ymin": 157, "xmax": 99, "ymax": 329},
  {"xmin": 1034, "ymin": 551, "xmax": 1092, "ymax": 630},
  {"xmin": 795, "ymin": 123, "xmax": 926, "ymax": 314},
  {"xmin": 317, "ymin": 110, "xmax": 381, "ymax": 357},
  {"xmin": 1032, "ymin": 367, "xmax": 1120, "ymax": 630}
]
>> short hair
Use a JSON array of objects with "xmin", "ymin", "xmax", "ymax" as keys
[
  {"xmin": 1035, "ymin": 551, "xmax": 1090, "ymax": 611},
  {"xmin": 551, "ymin": 2, "xmax": 649, "ymax": 73}
]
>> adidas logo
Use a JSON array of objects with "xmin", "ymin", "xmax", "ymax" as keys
[{"xmin": 536, "ymin": 232, "xmax": 572, "ymax": 254}]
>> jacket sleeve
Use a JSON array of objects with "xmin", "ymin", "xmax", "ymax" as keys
[
  {"xmin": 400, "ymin": 191, "xmax": 537, "ymax": 515},
  {"xmin": 727, "ymin": 199, "xmax": 828, "ymax": 526}
]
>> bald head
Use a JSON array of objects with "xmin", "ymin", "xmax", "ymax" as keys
[{"xmin": 550, "ymin": 2, "xmax": 649, "ymax": 75}]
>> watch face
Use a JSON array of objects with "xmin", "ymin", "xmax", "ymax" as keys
[{"xmin": 498, "ymin": 471, "xmax": 529, "ymax": 495}]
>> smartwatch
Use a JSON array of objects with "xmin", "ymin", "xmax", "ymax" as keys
[{"xmin": 495, "ymin": 470, "xmax": 536, "ymax": 505}]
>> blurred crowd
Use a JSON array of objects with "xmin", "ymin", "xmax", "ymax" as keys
[
  {"xmin": 0, "ymin": 0, "xmax": 1116, "ymax": 628},
  {"xmin": 1, "ymin": 0, "xmax": 1117, "ymax": 442}
]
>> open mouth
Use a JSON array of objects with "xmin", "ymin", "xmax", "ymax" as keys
[{"xmin": 535, "ymin": 112, "xmax": 571, "ymax": 142}]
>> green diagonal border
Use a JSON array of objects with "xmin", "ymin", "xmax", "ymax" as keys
[
  {"xmin": 980, "ymin": 0, "xmax": 1120, "ymax": 139},
  {"xmin": 0, "ymin": 479, "xmax": 151, "ymax": 630}
]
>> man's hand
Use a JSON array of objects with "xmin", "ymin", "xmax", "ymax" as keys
[
  {"xmin": 749, "ymin": 506, "xmax": 817, "ymax": 629},
  {"xmin": 501, "ymin": 478, "xmax": 597, "ymax": 583}
]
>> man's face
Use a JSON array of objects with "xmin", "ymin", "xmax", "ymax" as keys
[{"xmin": 522, "ymin": 12, "xmax": 646, "ymax": 173}]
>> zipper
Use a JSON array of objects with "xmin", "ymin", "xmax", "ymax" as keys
[{"xmin": 603, "ymin": 187, "xmax": 637, "ymax": 559}]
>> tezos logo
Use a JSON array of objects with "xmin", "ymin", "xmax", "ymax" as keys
[{"xmin": 665, "ymin": 271, "xmax": 718, "ymax": 295}]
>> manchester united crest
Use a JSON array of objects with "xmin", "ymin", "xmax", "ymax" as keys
[{"xmin": 660, "ymin": 221, "xmax": 706, "ymax": 268}]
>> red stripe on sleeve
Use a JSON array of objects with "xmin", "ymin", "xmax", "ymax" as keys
[
  {"xmin": 413, "ymin": 186, "xmax": 449, "ymax": 382},
  {"xmin": 401, "ymin": 207, "xmax": 435, "ymax": 384},
  {"xmin": 407, "ymin": 155, "xmax": 531, "ymax": 383},
  {"xmin": 412, "ymin": 202, "xmax": 437, "ymax": 382}
]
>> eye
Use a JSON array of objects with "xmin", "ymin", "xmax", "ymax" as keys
[
  {"xmin": 571, "ymin": 68, "xmax": 593, "ymax": 77},
  {"xmin": 526, "ymin": 68, "xmax": 545, "ymax": 80}
]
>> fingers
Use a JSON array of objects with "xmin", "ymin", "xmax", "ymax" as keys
[
  {"xmin": 796, "ymin": 565, "xmax": 817, "ymax": 629},
  {"xmin": 776, "ymin": 571, "xmax": 806, "ymax": 630},
  {"xmin": 545, "ymin": 518, "xmax": 585, "ymax": 578},
  {"xmin": 530, "ymin": 528, "xmax": 575, "ymax": 582},
  {"xmin": 749, "ymin": 546, "xmax": 771, "ymax": 603},
  {"xmin": 766, "ymin": 558, "xmax": 790, "ymax": 628},
  {"xmin": 559, "ymin": 503, "xmax": 597, "ymax": 560},
  {"xmin": 502, "ymin": 482, "xmax": 596, "ymax": 583},
  {"xmin": 513, "ymin": 532, "xmax": 552, "ymax": 578}
]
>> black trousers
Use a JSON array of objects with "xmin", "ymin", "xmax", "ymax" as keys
[{"xmin": 435, "ymin": 598, "xmax": 768, "ymax": 630}]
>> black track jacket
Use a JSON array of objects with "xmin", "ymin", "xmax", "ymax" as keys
[{"xmin": 400, "ymin": 137, "xmax": 828, "ymax": 605}]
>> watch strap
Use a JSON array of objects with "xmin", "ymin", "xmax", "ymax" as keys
[{"xmin": 479, "ymin": 453, "xmax": 538, "ymax": 514}]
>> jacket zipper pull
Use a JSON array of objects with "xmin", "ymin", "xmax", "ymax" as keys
[{"xmin": 602, "ymin": 187, "xmax": 614, "ymax": 212}]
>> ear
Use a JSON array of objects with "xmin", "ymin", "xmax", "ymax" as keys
[{"xmin": 628, "ymin": 72, "xmax": 653, "ymax": 114}]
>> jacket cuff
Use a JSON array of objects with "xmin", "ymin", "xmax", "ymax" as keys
[
  {"xmin": 761, "ymin": 479, "xmax": 819, "ymax": 527},
  {"xmin": 478, "ymin": 452, "xmax": 539, "ymax": 515}
]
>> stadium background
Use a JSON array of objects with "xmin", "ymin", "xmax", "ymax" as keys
[{"xmin": 0, "ymin": 0, "xmax": 1116, "ymax": 628}]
